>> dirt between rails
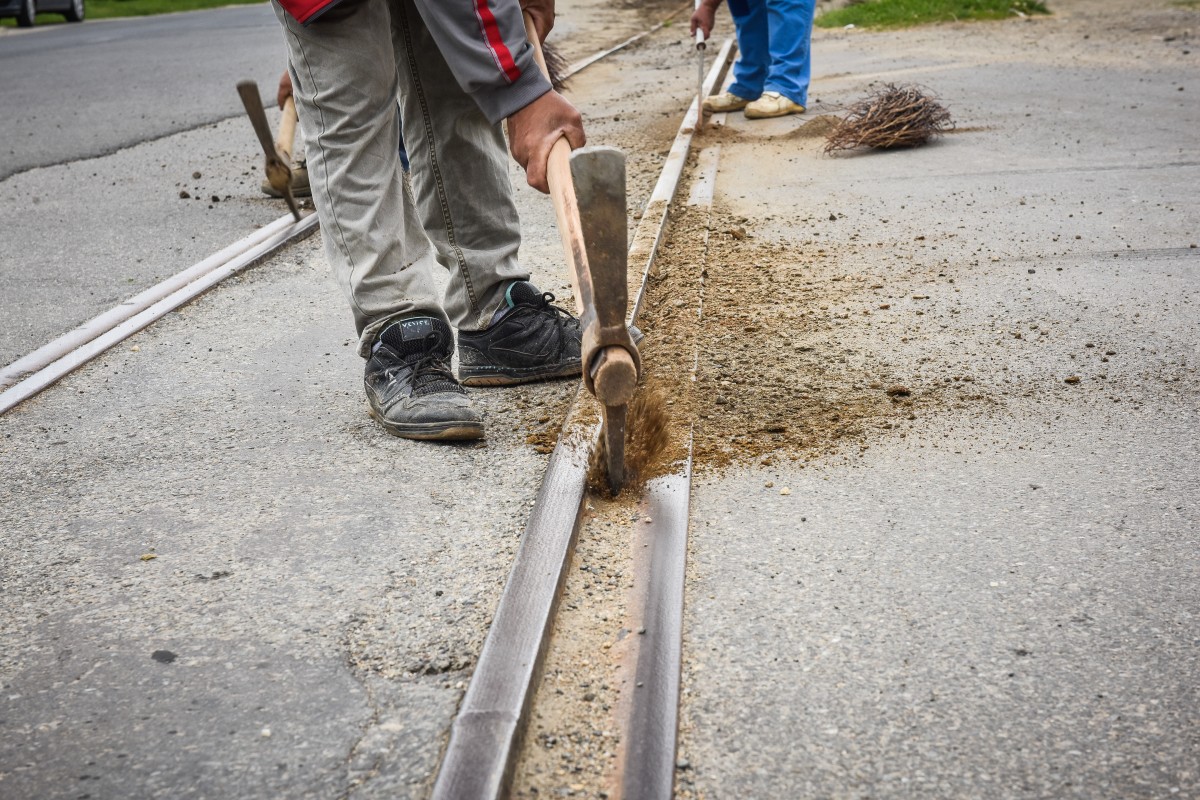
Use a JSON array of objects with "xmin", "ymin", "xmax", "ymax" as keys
[
  {"xmin": 510, "ymin": 181, "xmax": 978, "ymax": 800},
  {"xmin": 511, "ymin": 1, "xmax": 1199, "ymax": 797},
  {"xmin": 597, "ymin": 194, "xmax": 969, "ymax": 493},
  {"xmin": 651, "ymin": 204, "xmax": 957, "ymax": 477}
]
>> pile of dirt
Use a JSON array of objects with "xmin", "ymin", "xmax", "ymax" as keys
[
  {"xmin": 626, "ymin": 198, "xmax": 950, "ymax": 479},
  {"xmin": 788, "ymin": 113, "xmax": 842, "ymax": 139}
]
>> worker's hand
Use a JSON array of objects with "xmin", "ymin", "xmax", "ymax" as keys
[
  {"xmin": 690, "ymin": 1, "xmax": 717, "ymax": 39},
  {"xmin": 276, "ymin": 70, "xmax": 293, "ymax": 109},
  {"xmin": 520, "ymin": 0, "xmax": 555, "ymax": 44},
  {"xmin": 508, "ymin": 89, "xmax": 585, "ymax": 193}
]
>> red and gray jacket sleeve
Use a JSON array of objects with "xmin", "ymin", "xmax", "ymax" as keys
[{"xmin": 276, "ymin": 0, "xmax": 553, "ymax": 125}]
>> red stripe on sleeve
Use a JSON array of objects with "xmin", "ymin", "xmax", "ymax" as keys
[
  {"xmin": 473, "ymin": 0, "xmax": 522, "ymax": 84},
  {"xmin": 278, "ymin": 0, "xmax": 337, "ymax": 24}
]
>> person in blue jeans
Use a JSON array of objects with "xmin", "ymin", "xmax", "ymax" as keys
[{"xmin": 691, "ymin": 0, "xmax": 815, "ymax": 119}]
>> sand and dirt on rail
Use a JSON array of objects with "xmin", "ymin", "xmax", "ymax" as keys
[{"xmin": 509, "ymin": 0, "xmax": 1198, "ymax": 797}]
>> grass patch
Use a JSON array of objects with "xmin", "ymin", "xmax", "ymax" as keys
[
  {"xmin": 816, "ymin": 0, "xmax": 1050, "ymax": 29},
  {"xmin": 1172, "ymin": 0, "xmax": 1199, "ymax": 7},
  {"xmin": 2, "ymin": 0, "xmax": 265, "ymax": 26}
]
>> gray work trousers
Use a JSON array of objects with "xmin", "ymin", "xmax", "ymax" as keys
[{"xmin": 272, "ymin": 0, "xmax": 527, "ymax": 357}]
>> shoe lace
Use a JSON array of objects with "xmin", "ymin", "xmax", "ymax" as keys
[
  {"xmin": 389, "ymin": 333, "xmax": 461, "ymax": 396},
  {"xmin": 521, "ymin": 291, "xmax": 578, "ymax": 356}
]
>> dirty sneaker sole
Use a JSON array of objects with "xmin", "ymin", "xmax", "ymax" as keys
[
  {"xmin": 458, "ymin": 360, "xmax": 582, "ymax": 388},
  {"xmin": 367, "ymin": 406, "xmax": 484, "ymax": 440}
]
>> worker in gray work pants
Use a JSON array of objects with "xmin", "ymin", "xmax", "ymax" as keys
[{"xmin": 271, "ymin": 0, "xmax": 584, "ymax": 441}]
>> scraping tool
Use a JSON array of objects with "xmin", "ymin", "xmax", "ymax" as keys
[
  {"xmin": 571, "ymin": 147, "xmax": 638, "ymax": 492},
  {"xmin": 236, "ymin": 80, "xmax": 301, "ymax": 222},
  {"xmin": 523, "ymin": 15, "xmax": 641, "ymax": 492}
]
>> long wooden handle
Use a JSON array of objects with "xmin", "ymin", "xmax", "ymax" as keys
[
  {"xmin": 522, "ymin": 15, "xmax": 637, "ymax": 406},
  {"xmin": 522, "ymin": 13, "xmax": 589, "ymax": 317},
  {"xmin": 276, "ymin": 96, "xmax": 298, "ymax": 166}
]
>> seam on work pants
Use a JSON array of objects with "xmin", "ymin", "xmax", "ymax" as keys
[
  {"xmin": 274, "ymin": 0, "xmax": 448, "ymax": 358},
  {"xmin": 286, "ymin": 24, "xmax": 367, "ymax": 324},
  {"xmin": 394, "ymin": 0, "xmax": 526, "ymax": 331},
  {"xmin": 396, "ymin": 0, "xmax": 480, "ymax": 320}
]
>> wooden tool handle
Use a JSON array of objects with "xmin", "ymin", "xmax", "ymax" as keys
[
  {"xmin": 523, "ymin": 13, "xmax": 588, "ymax": 316},
  {"xmin": 237, "ymin": 79, "xmax": 301, "ymax": 221},
  {"xmin": 277, "ymin": 96, "xmax": 298, "ymax": 166},
  {"xmin": 522, "ymin": 14, "xmax": 637, "ymax": 406}
]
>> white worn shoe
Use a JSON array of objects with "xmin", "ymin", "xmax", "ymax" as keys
[
  {"xmin": 702, "ymin": 91, "xmax": 752, "ymax": 113},
  {"xmin": 744, "ymin": 91, "xmax": 806, "ymax": 119}
]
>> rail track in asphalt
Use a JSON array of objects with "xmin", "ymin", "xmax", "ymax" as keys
[
  {"xmin": 1, "ymin": 13, "xmax": 738, "ymax": 798},
  {"xmin": 432, "ymin": 40, "xmax": 736, "ymax": 800}
]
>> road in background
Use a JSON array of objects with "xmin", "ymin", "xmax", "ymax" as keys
[
  {"xmin": 0, "ymin": 6, "xmax": 291, "ymax": 367},
  {"xmin": 0, "ymin": 5, "xmax": 286, "ymax": 180}
]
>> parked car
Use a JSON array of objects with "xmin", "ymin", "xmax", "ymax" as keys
[{"xmin": 0, "ymin": 0, "xmax": 84, "ymax": 27}]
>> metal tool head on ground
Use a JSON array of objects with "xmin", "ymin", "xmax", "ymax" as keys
[{"xmin": 236, "ymin": 80, "xmax": 301, "ymax": 222}]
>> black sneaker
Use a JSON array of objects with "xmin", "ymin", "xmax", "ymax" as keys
[
  {"xmin": 365, "ymin": 317, "xmax": 484, "ymax": 440},
  {"xmin": 458, "ymin": 282, "xmax": 583, "ymax": 387}
]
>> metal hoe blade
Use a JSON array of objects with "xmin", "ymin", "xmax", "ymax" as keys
[
  {"xmin": 570, "ymin": 146, "xmax": 633, "ymax": 492},
  {"xmin": 236, "ymin": 80, "xmax": 301, "ymax": 222},
  {"xmin": 603, "ymin": 404, "xmax": 627, "ymax": 493}
]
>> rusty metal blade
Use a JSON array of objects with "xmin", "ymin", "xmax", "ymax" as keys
[
  {"xmin": 236, "ymin": 81, "xmax": 281, "ymax": 167},
  {"xmin": 280, "ymin": 187, "xmax": 301, "ymax": 222},
  {"xmin": 604, "ymin": 403, "xmax": 627, "ymax": 494},
  {"xmin": 572, "ymin": 146, "xmax": 632, "ymax": 490},
  {"xmin": 237, "ymin": 80, "xmax": 301, "ymax": 222}
]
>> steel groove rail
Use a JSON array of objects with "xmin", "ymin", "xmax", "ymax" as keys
[
  {"xmin": 430, "ymin": 38, "xmax": 736, "ymax": 800},
  {"xmin": 559, "ymin": 3, "xmax": 692, "ymax": 83},
  {"xmin": 0, "ymin": 211, "xmax": 318, "ymax": 415},
  {"xmin": 619, "ymin": 141, "xmax": 722, "ymax": 800}
]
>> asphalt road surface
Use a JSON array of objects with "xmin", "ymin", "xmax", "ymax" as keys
[
  {"xmin": 0, "ymin": 5, "xmax": 289, "ymax": 367},
  {"xmin": 0, "ymin": 5, "xmax": 286, "ymax": 180}
]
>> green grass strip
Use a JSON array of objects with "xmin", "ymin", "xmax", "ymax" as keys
[
  {"xmin": 2, "ymin": 0, "xmax": 265, "ymax": 25},
  {"xmin": 817, "ymin": 0, "xmax": 1050, "ymax": 29}
]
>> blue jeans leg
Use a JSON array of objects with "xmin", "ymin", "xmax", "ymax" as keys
[
  {"xmin": 727, "ymin": 0, "xmax": 768, "ymax": 101},
  {"xmin": 763, "ymin": 0, "xmax": 815, "ymax": 107}
]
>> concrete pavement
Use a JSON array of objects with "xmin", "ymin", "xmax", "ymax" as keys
[
  {"xmin": 676, "ymin": 1, "xmax": 1199, "ymax": 797},
  {"xmin": 0, "ymin": 6, "xmax": 294, "ymax": 367},
  {"xmin": 0, "ymin": 2, "xmax": 696, "ymax": 796}
]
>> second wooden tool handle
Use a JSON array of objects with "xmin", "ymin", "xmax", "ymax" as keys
[{"xmin": 277, "ymin": 96, "xmax": 298, "ymax": 166}]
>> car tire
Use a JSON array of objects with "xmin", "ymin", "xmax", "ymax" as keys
[
  {"xmin": 16, "ymin": 0, "xmax": 36, "ymax": 27},
  {"xmin": 65, "ymin": 0, "xmax": 84, "ymax": 22}
]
